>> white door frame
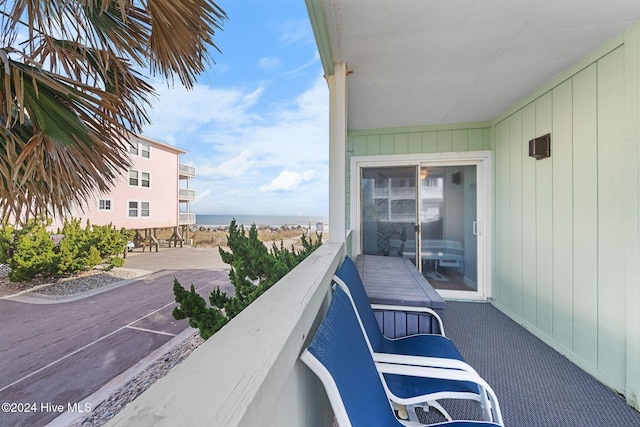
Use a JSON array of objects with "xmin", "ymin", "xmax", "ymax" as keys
[{"xmin": 350, "ymin": 151, "xmax": 493, "ymax": 300}]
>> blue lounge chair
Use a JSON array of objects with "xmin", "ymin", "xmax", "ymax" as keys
[
  {"xmin": 333, "ymin": 256, "xmax": 474, "ymax": 372},
  {"xmin": 301, "ymin": 286, "xmax": 504, "ymax": 426}
]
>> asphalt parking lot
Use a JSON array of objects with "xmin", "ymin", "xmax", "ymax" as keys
[{"xmin": 0, "ymin": 246, "xmax": 230, "ymax": 427}]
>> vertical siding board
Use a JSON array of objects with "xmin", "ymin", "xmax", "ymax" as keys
[
  {"xmin": 468, "ymin": 128, "xmax": 485, "ymax": 151},
  {"xmin": 510, "ymin": 112, "xmax": 524, "ymax": 316},
  {"xmin": 380, "ymin": 134, "xmax": 394, "ymax": 155},
  {"xmin": 422, "ymin": 131, "xmax": 438, "ymax": 152},
  {"xmin": 493, "ymin": 122, "xmax": 503, "ymax": 302},
  {"xmin": 452, "ymin": 130, "xmax": 468, "ymax": 151},
  {"xmin": 367, "ymin": 135, "xmax": 382, "ymax": 155},
  {"xmin": 408, "ymin": 132, "xmax": 423, "ymax": 153},
  {"xmin": 521, "ymin": 103, "xmax": 538, "ymax": 324},
  {"xmin": 535, "ymin": 92, "xmax": 554, "ymax": 336},
  {"xmin": 353, "ymin": 135, "xmax": 368, "ymax": 155},
  {"xmin": 572, "ymin": 64, "xmax": 599, "ymax": 366},
  {"xmin": 484, "ymin": 128, "xmax": 492, "ymax": 150},
  {"xmin": 596, "ymin": 48, "xmax": 627, "ymax": 390},
  {"xmin": 437, "ymin": 130, "xmax": 453, "ymax": 152},
  {"xmin": 624, "ymin": 22, "xmax": 640, "ymax": 408},
  {"xmin": 394, "ymin": 133, "xmax": 409, "ymax": 154},
  {"xmin": 551, "ymin": 80, "xmax": 574, "ymax": 350},
  {"xmin": 500, "ymin": 120, "xmax": 512, "ymax": 306}
]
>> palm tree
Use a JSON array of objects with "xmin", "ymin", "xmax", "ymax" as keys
[{"xmin": 0, "ymin": 0, "xmax": 226, "ymax": 223}]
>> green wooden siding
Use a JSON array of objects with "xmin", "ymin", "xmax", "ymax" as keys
[
  {"xmin": 596, "ymin": 47, "xmax": 627, "ymax": 390},
  {"xmin": 571, "ymin": 63, "xmax": 599, "ymax": 368},
  {"xmin": 493, "ymin": 46, "xmax": 629, "ymax": 392},
  {"xmin": 345, "ymin": 25, "xmax": 640, "ymax": 406},
  {"xmin": 346, "ymin": 126, "xmax": 491, "ymax": 230},
  {"xmin": 349, "ymin": 127, "xmax": 491, "ymax": 158}
]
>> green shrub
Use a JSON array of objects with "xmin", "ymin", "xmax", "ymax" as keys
[
  {"xmin": 107, "ymin": 256, "xmax": 125, "ymax": 268},
  {"xmin": 0, "ymin": 224, "xmax": 15, "ymax": 265},
  {"xmin": 172, "ymin": 279, "xmax": 228, "ymax": 340},
  {"xmin": 55, "ymin": 219, "xmax": 89, "ymax": 273},
  {"xmin": 2, "ymin": 217, "xmax": 131, "ymax": 281},
  {"xmin": 87, "ymin": 222, "xmax": 130, "ymax": 258},
  {"xmin": 173, "ymin": 220, "xmax": 323, "ymax": 339},
  {"xmin": 8, "ymin": 218, "xmax": 56, "ymax": 281}
]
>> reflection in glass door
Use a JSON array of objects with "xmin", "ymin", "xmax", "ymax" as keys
[
  {"xmin": 419, "ymin": 165, "xmax": 477, "ymax": 292},
  {"xmin": 357, "ymin": 154, "xmax": 489, "ymax": 300},
  {"xmin": 361, "ymin": 166, "xmax": 418, "ymax": 266},
  {"xmin": 361, "ymin": 164, "xmax": 481, "ymax": 294}
]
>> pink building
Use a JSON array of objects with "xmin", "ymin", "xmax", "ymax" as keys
[{"xmin": 64, "ymin": 134, "xmax": 196, "ymax": 249}]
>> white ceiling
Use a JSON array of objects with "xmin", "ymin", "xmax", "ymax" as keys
[{"xmin": 320, "ymin": 0, "xmax": 640, "ymax": 130}]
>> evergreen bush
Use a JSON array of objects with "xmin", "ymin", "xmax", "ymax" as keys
[
  {"xmin": 173, "ymin": 219, "xmax": 323, "ymax": 339},
  {"xmin": 7, "ymin": 218, "xmax": 56, "ymax": 281},
  {"xmin": 0, "ymin": 217, "xmax": 130, "ymax": 281}
]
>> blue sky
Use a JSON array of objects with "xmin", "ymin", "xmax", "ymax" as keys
[{"xmin": 140, "ymin": 0, "xmax": 329, "ymax": 217}]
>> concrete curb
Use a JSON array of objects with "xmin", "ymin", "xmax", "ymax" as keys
[{"xmin": 0, "ymin": 268, "xmax": 153, "ymax": 305}]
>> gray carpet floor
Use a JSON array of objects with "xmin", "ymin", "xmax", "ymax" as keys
[{"xmin": 426, "ymin": 301, "xmax": 640, "ymax": 426}]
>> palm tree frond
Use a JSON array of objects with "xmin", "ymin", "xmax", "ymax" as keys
[
  {"xmin": 147, "ymin": 0, "xmax": 227, "ymax": 88},
  {"xmin": 0, "ymin": 0, "xmax": 228, "ymax": 223}
]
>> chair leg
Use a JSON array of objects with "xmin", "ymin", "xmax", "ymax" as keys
[{"xmin": 478, "ymin": 389, "xmax": 496, "ymax": 422}]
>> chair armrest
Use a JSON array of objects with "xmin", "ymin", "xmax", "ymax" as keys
[
  {"xmin": 373, "ymin": 352, "xmax": 478, "ymax": 374},
  {"xmin": 375, "ymin": 362, "xmax": 503, "ymax": 426},
  {"xmin": 370, "ymin": 303, "xmax": 445, "ymax": 336},
  {"xmin": 376, "ymin": 362, "xmax": 487, "ymax": 385}
]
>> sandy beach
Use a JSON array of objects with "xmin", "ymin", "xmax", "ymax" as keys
[{"xmin": 155, "ymin": 223, "xmax": 327, "ymax": 249}]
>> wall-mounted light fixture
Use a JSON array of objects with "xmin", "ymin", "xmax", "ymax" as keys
[{"xmin": 529, "ymin": 133, "xmax": 551, "ymax": 160}]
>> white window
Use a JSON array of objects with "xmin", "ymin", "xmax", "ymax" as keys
[
  {"xmin": 129, "ymin": 170, "xmax": 139, "ymax": 186},
  {"xmin": 129, "ymin": 170, "xmax": 150, "ymax": 188},
  {"xmin": 140, "ymin": 143, "xmax": 150, "ymax": 158},
  {"xmin": 128, "ymin": 201, "xmax": 138, "ymax": 217},
  {"xmin": 97, "ymin": 199, "xmax": 112, "ymax": 211},
  {"xmin": 128, "ymin": 201, "xmax": 150, "ymax": 217},
  {"xmin": 141, "ymin": 172, "xmax": 150, "ymax": 188},
  {"xmin": 129, "ymin": 141, "xmax": 150, "ymax": 158}
]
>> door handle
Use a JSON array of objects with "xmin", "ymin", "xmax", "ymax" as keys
[{"xmin": 473, "ymin": 221, "xmax": 478, "ymax": 236}]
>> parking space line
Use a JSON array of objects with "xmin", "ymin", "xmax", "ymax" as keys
[
  {"xmin": 125, "ymin": 325, "xmax": 177, "ymax": 337},
  {"xmin": 0, "ymin": 281, "xmax": 214, "ymax": 393},
  {"xmin": 0, "ymin": 300, "xmax": 179, "ymax": 392}
]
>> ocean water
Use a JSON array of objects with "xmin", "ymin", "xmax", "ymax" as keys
[{"xmin": 195, "ymin": 214, "xmax": 328, "ymax": 227}]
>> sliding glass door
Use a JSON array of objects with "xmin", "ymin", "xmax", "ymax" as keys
[
  {"xmin": 419, "ymin": 165, "xmax": 478, "ymax": 293},
  {"xmin": 358, "ymin": 154, "xmax": 489, "ymax": 300},
  {"xmin": 361, "ymin": 166, "xmax": 418, "ymax": 266}
]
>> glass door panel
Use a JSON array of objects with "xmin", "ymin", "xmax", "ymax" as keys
[
  {"xmin": 419, "ymin": 165, "xmax": 477, "ymax": 292},
  {"xmin": 361, "ymin": 166, "xmax": 418, "ymax": 266}
]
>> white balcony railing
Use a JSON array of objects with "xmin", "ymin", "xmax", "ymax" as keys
[
  {"xmin": 179, "ymin": 188, "xmax": 196, "ymax": 201},
  {"xmin": 179, "ymin": 213, "xmax": 196, "ymax": 225},
  {"xmin": 179, "ymin": 163, "xmax": 196, "ymax": 178},
  {"xmin": 107, "ymin": 242, "xmax": 344, "ymax": 427}
]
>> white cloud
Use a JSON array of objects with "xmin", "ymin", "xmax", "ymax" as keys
[
  {"xmin": 258, "ymin": 57, "xmax": 282, "ymax": 71},
  {"xmin": 198, "ymin": 150, "xmax": 254, "ymax": 178},
  {"xmin": 142, "ymin": 74, "xmax": 329, "ymax": 215},
  {"xmin": 302, "ymin": 170, "xmax": 316, "ymax": 180},
  {"xmin": 142, "ymin": 84, "xmax": 264, "ymax": 146},
  {"xmin": 259, "ymin": 169, "xmax": 316, "ymax": 192},
  {"xmin": 279, "ymin": 19, "xmax": 313, "ymax": 45},
  {"xmin": 194, "ymin": 189, "xmax": 211, "ymax": 203}
]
